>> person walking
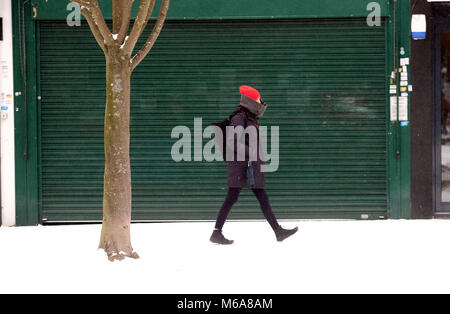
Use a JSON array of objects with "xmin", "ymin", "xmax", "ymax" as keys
[{"xmin": 210, "ymin": 85, "xmax": 298, "ymax": 245}]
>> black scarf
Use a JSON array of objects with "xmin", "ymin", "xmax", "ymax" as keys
[{"xmin": 239, "ymin": 95, "xmax": 267, "ymax": 118}]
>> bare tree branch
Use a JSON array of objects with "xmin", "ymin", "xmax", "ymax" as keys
[
  {"xmin": 70, "ymin": 0, "xmax": 114, "ymax": 48},
  {"xmin": 123, "ymin": 0, "xmax": 156, "ymax": 54},
  {"xmin": 80, "ymin": 6, "xmax": 108, "ymax": 54},
  {"xmin": 138, "ymin": 0, "xmax": 157, "ymax": 39},
  {"xmin": 112, "ymin": 0, "xmax": 123, "ymax": 34},
  {"xmin": 130, "ymin": 0, "xmax": 170, "ymax": 72},
  {"xmin": 113, "ymin": 0, "xmax": 133, "ymax": 45},
  {"xmin": 89, "ymin": 0, "xmax": 114, "ymax": 47},
  {"xmin": 70, "ymin": 0, "xmax": 91, "ymax": 7}
]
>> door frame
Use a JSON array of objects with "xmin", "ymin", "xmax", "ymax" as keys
[{"xmin": 433, "ymin": 19, "xmax": 450, "ymax": 214}]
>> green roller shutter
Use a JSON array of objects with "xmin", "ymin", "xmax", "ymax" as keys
[{"xmin": 39, "ymin": 18, "xmax": 388, "ymax": 222}]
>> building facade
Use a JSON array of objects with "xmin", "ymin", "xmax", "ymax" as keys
[
  {"xmin": 411, "ymin": 0, "xmax": 450, "ymax": 219},
  {"xmin": 1, "ymin": 0, "xmax": 415, "ymax": 226}
]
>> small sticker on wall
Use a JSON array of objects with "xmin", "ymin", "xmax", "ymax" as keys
[
  {"xmin": 398, "ymin": 96, "xmax": 408, "ymax": 121},
  {"xmin": 400, "ymin": 58, "xmax": 410, "ymax": 66},
  {"xmin": 408, "ymin": 85, "xmax": 413, "ymax": 92},
  {"xmin": 390, "ymin": 96, "xmax": 398, "ymax": 121}
]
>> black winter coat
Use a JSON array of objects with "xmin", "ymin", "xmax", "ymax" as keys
[{"xmin": 226, "ymin": 106, "xmax": 265, "ymax": 189}]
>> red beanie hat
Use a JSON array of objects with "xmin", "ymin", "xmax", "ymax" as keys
[{"xmin": 239, "ymin": 85, "xmax": 261, "ymax": 101}]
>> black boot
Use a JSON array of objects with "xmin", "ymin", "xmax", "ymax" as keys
[
  {"xmin": 275, "ymin": 225, "xmax": 298, "ymax": 242},
  {"xmin": 210, "ymin": 230, "xmax": 234, "ymax": 245}
]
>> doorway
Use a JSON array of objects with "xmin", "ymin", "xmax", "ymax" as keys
[{"xmin": 435, "ymin": 21, "xmax": 450, "ymax": 213}]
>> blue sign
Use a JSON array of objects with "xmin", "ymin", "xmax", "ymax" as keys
[
  {"xmin": 400, "ymin": 121, "xmax": 409, "ymax": 127},
  {"xmin": 1, "ymin": 106, "xmax": 8, "ymax": 111},
  {"xmin": 412, "ymin": 32, "xmax": 426, "ymax": 40}
]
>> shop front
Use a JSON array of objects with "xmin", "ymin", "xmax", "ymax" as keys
[{"xmin": 10, "ymin": 0, "xmax": 412, "ymax": 225}]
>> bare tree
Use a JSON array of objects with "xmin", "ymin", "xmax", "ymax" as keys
[{"xmin": 69, "ymin": 0, "xmax": 170, "ymax": 261}]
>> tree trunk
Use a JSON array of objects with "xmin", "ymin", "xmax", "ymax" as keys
[
  {"xmin": 98, "ymin": 54, "xmax": 138, "ymax": 261},
  {"xmin": 70, "ymin": 0, "xmax": 170, "ymax": 261}
]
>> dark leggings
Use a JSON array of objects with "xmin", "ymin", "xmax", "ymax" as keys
[{"xmin": 215, "ymin": 188, "xmax": 279, "ymax": 231}]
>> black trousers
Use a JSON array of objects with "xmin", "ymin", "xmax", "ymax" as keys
[{"xmin": 214, "ymin": 188, "xmax": 279, "ymax": 231}]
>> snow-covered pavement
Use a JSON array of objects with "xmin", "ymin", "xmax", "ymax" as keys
[{"xmin": 1, "ymin": 219, "xmax": 450, "ymax": 293}]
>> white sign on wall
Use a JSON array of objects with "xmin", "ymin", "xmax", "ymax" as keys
[{"xmin": 0, "ymin": 0, "xmax": 16, "ymax": 227}]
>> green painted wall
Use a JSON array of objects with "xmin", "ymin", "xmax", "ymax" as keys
[
  {"xmin": 398, "ymin": 0, "xmax": 412, "ymax": 219},
  {"xmin": 13, "ymin": 1, "xmax": 40, "ymax": 226},
  {"xmin": 32, "ymin": 0, "xmax": 391, "ymax": 20},
  {"xmin": 385, "ymin": 0, "xmax": 411, "ymax": 219}
]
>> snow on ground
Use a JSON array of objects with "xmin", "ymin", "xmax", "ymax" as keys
[{"xmin": 1, "ymin": 219, "xmax": 450, "ymax": 294}]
